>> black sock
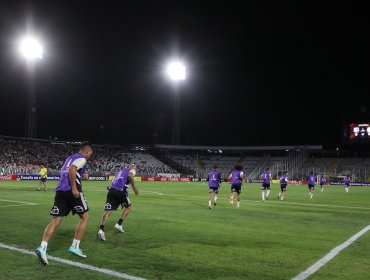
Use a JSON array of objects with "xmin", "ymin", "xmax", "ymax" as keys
[
  {"xmin": 118, "ymin": 218, "xmax": 123, "ymax": 225},
  {"xmin": 100, "ymin": 225, "xmax": 104, "ymax": 231}
]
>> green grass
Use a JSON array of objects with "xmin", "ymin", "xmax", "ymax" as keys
[{"xmin": 0, "ymin": 180, "xmax": 370, "ymax": 280}]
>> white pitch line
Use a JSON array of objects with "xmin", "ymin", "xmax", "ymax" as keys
[
  {"xmin": 0, "ymin": 242, "xmax": 146, "ymax": 280},
  {"xmin": 0, "ymin": 199, "xmax": 37, "ymax": 205},
  {"xmin": 292, "ymin": 224, "xmax": 370, "ymax": 280},
  {"xmin": 0, "ymin": 204, "xmax": 38, "ymax": 208},
  {"xmin": 140, "ymin": 190, "xmax": 164, "ymax": 195}
]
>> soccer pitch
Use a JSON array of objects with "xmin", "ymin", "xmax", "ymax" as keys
[{"xmin": 0, "ymin": 181, "xmax": 370, "ymax": 280}]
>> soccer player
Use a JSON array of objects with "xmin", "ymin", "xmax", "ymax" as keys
[
  {"xmin": 38, "ymin": 165, "xmax": 48, "ymax": 191},
  {"xmin": 229, "ymin": 165, "xmax": 244, "ymax": 208},
  {"xmin": 307, "ymin": 171, "xmax": 316, "ymax": 199},
  {"xmin": 319, "ymin": 175, "xmax": 326, "ymax": 192},
  {"xmin": 35, "ymin": 142, "xmax": 93, "ymax": 265},
  {"xmin": 344, "ymin": 175, "xmax": 350, "ymax": 193},
  {"xmin": 278, "ymin": 172, "xmax": 288, "ymax": 200},
  {"xmin": 207, "ymin": 165, "xmax": 222, "ymax": 209},
  {"xmin": 98, "ymin": 164, "xmax": 139, "ymax": 241},
  {"xmin": 261, "ymin": 168, "xmax": 272, "ymax": 202}
]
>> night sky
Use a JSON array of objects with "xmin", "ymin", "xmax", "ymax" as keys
[{"xmin": 0, "ymin": 2, "xmax": 369, "ymax": 148}]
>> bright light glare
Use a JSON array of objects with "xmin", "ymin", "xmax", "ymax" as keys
[
  {"xmin": 166, "ymin": 61, "xmax": 186, "ymax": 81},
  {"xmin": 20, "ymin": 37, "xmax": 43, "ymax": 60}
]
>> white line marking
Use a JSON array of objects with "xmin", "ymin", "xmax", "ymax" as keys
[
  {"xmin": 0, "ymin": 199, "xmax": 37, "ymax": 205},
  {"xmin": 292, "ymin": 224, "xmax": 370, "ymax": 280},
  {"xmin": 140, "ymin": 190, "xmax": 164, "ymax": 195},
  {"xmin": 0, "ymin": 204, "xmax": 38, "ymax": 208},
  {"xmin": 0, "ymin": 242, "xmax": 146, "ymax": 280}
]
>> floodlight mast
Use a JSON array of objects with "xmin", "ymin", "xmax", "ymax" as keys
[
  {"xmin": 20, "ymin": 36, "xmax": 43, "ymax": 139},
  {"xmin": 166, "ymin": 61, "xmax": 186, "ymax": 145}
]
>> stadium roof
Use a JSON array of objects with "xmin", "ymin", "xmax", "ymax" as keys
[{"xmin": 154, "ymin": 144, "xmax": 322, "ymax": 151}]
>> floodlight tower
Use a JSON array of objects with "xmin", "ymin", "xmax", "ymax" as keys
[
  {"xmin": 166, "ymin": 61, "xmax": 186, "ymax": 145},
  {"xmin": 19, "ymin": 36, "xmax": 43, "ymax": 138}
]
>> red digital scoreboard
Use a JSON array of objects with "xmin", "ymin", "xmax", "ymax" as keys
[{"xmin": 349, "ymin": 123, "xmax": 370, "ymax": 142}]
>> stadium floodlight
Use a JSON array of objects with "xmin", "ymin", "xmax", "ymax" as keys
[
  {"xmin": 165, "ymin": 60, "xmax": 187, "ymax": 145},
  {"xmin": 166, "ymin": 61, "xmax": 186, "ymax": 81},
  {"xmin": 19, "ymin": 35, "xmax": 43, "ymax": 139},
  {"xmin": 20, "ymin": 36, "xmax": 43, "ymax": 60}
]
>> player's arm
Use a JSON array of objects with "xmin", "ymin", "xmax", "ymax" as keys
[
  {"xmin": 69, "ymin": 158, "xmax": 86, "ymax": 198},
  {"xmin": 206, "ymin": 174, "xmax": 210, "ymax": 182},
  {"xmin": 69, "ymin": 165, "xmax": 80, "ymax": 198},
  {"xmin": 128, "ymin": 172, "xmax": 139, "ymax": 195},
  {"xmin": 240, "ymin": 171, "xmax": 245, "ymax": 182}
]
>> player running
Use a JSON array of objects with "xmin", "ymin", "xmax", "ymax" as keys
[
  {"xmin": 278, "ymin": 172, "xmax": 288, "ymax": 200},
  {"xmin": 229, "ymin": 165, "xmax": 244, "ymax": 208},
  {"xmin": 38, "ymin": 165, "xmax": 48, "ymax": 191},
  {"xmin": 319, "ymin": 175, "xmax": 326, "ymax": 192},
  {"xmin": 35, "ymin": 142, "xmax": 93, "ymax": 265},
  {"xmin": 261, "ymin": 168, "xmax": 272, "ymax": 202},
  {"xmin": 307, "ymin": 171, "xmax": 316, "ymax": 199},
  {"xmin": 98, "ymin": 164, "xmax": 139, "ymax": 241},
  {"xmin": 344, "ymin": 175, "xmax": 350, "ymax": 193},
  {"xmin": 207, "ymin": 165, "xmax": 222, "ymax": 209}
]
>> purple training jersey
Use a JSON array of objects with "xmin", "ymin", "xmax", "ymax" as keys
[
  {"xmin": 280, "ymin": 175, "xmax": 288, "ymax": 185},
  {"xmin": 262, "ymin": 171, "xmax": 271, "ymax": 184},
  {"xmin": 109, "ymin": 168, "xmax": 131, "ymax": 195},
  {"xmin": 55, "ymin": 153, "xmax": 87, "ymax": 192},
  {"xmin": 208, "ymin": 170, "xmax": 221, "ymax": 188},
  {"xmin": 320, "ymin": 177, "xmax": 325, "ymax": 184},
  {"xmin": 308, "ymin": 175, "xmax": 316, "ymax": 185},
  {"xmin": 344, "ymin": 177, "xmax": 350, "ymax": 184},
  {"xmin": 230, "ymin": 170, "xmax": 242, "ymax": 185}
]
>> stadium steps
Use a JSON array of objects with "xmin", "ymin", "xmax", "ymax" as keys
[
  {"xmin": 326, "ymin": 158, "xmax": 342, "ymax": 173},
  {"xmin": 250, "ymin": 154, "xmax": 269, "ymax": 179},
  {"xmin": 197, "ymin": 158, "xmax": 206, "ymax": 173},
  {"xmin": 237, "ymin": 156, "xmax": 245, "ymax": 165}
]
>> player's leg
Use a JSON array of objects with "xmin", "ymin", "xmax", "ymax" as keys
[
  {"xmin": 98, "ymin": 190, "xmax": 119, "ymax": 240},
  {"xmin": 266, "ymin": 184, "xmax": 271, "ymax": 200},
  {"xmin": 214, "ymin": 189, "xmax": 218, "ymax": 206},
  {"xmin": 209, "ymin": 190, "xmax": 213, "ymax": 209},
  {"xmin": 230, "ymin": 186, "xmax": 234, "ymax": 205},
  {"xmin": 278, "ymin": 186, "xmax": 282, "ymax": 199},
  {"xmin": 262, "ymin": 184, "xmax": 265, "ymax": 201},
  {"xmin": 281, "ymin": 186, "xmax": 286, "ymax": 200},
  {"xmin": 69, "ymin": 192, "xmax": 89, "ymax": 257},
  {"xmin": 115, "ymin": 196, "xmax": 132, "ymax": 233},
  {"xmin": 236, "ymin": 189, "xmax": 241, "ymax": 207},
  {"xmin": 309, "ymin": 186, "xmax": 314, "ymax": 199},
  {"xmin": 98, "ymin": 210, "xmax": 112, "ymax": 241},
  {"xmin": 36, "ymin": 191, "xmax": 67, "ymax": 265},
  {"xmin": 37, "ymin": 180, "xmax": 42, "ymax": 191},
  {"xmin": 36, "ymin": 216, "xmax": 64, "ymax": 265},
  {"xmin": 68, "ymin": 212, "xmax": 89, "ymax": 257}
]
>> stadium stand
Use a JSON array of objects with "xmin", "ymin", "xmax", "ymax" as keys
[
  {"xmin": 2, "ymin": 136, "xmax": 369, "ymax": 182},
  {"xmin": 0, "ymin": 136, "xmax": 178, "ymax": 177}
]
